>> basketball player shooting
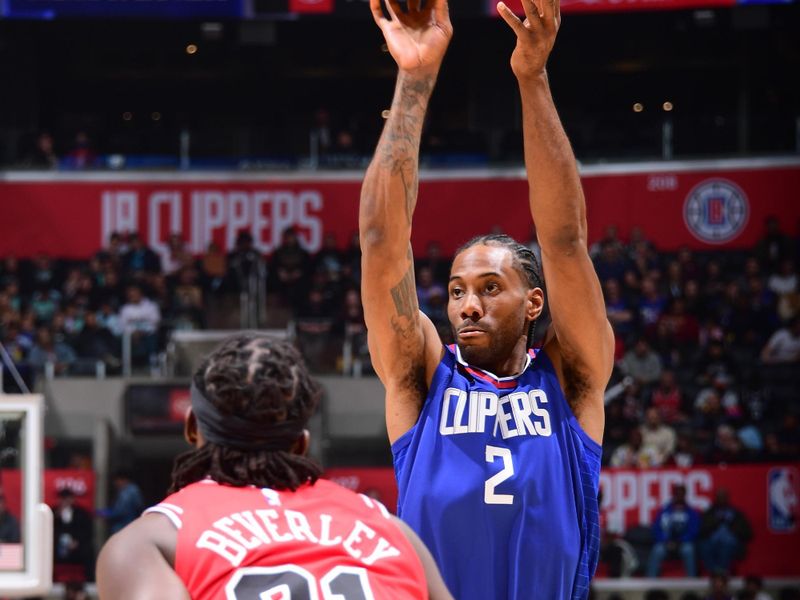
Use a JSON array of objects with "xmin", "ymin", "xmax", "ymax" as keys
[
  {"xmin": 361, "ymin": 0, "xmax": 614, "ymax": 596},
  {"xmin": 96, "ymin": 334, "xmax": 452, "ymax": 599}
]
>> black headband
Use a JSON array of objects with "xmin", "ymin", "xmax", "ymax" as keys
[{"xmin": 190, "ymin": 384, "xmax": 303, "ymax": 452}]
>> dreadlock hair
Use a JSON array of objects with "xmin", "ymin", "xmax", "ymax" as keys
[
  {"xmin": 454, "ymin": 233, "xmax": 545, "ymax": 349},
  {"xmin": 169, "ymin": 334, "xmax": 322, "ymax": 494}
]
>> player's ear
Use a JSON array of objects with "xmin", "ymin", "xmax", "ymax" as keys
[
  {"xmin": 291, "ymin": 430, "xmax": 311, "ymax": 456},
  {"xmin": 526, "ymin": 287, "xmax": 545, "ymax": 321},
  {"xmin": 184, "ymin": 408, "xmax": 200, "ymax": 447}
]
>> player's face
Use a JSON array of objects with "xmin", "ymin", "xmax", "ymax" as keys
[{"xmin": 448, "ymin": 245, "xmax": 535, "ymax": 371}]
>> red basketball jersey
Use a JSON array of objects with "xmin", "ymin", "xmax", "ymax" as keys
[{"xmin": 145, "ymin": 478, "xmax": 428, "ymax": 600}]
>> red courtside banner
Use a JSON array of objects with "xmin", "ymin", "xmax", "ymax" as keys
[
  {"xmin": 0, "ymin": 468, "xmax": 95, "ymax": 518},
  {"xmin": 323, "ymin": 464, "xmax": 800, "ymax": 577},
  {"xmin": 0, "ymin": 160, "xmax": 797, "ymax": 260}
]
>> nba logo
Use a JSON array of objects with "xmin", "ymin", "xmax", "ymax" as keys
[{"xmin": 768, "ymin": 467, "xmax": 798, "ymax": 533}]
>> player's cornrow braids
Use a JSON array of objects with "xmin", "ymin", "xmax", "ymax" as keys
[
  {"xmin": 454, "ymin": 233, "xmax": 545, "ymax": 349},
  {"xmin": 169, "ymin": 334, "xmax": 322, "ymax": 494}
]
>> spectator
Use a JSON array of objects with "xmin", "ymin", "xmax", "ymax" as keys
[
  {"xmin": 342, "ymin": 231, "xmax": 362, "ymax": 285},
  {"xmin": 646, "ymin": 484, "xmax": 700, "ymax": 577},
  {"xmin": 638, "ymin": 276, "xmax": 668, "ymax": 331},
  {"xmin": 695, "ymin": 341, "xmax": 737, "ymax": 388},
  {"xmin": 659, "ymin": 298, "xmax": 700, "ymax": 348},
  {"xmin": 24, "ymin": 131, "xmax": 58, "ymax": 169},
  {"xmin": 706, "ymin": 572, "xmax": 734, "ymax": 600},
  {"xmin": 610, "ymin": 428, "xmax": 653, "ymax": 468},
  {"xmin": 122, "ymin": 233, "xmax": 161, "ymax": 276},
  {"xmin": 30, "ymin": 284, "xmax": 61, "ymax": 323},
  {"xmin": 605, "ymin": 279, "xmax": 636, "ymax": 337},
  {"xmin": 417, "ymin": 266, "xmax": 447, "ymax": 316},
  {"xmin": 760, "ymin": 317, "xmax": 800, "ymax": 363},
  {"xmin": 27, "ymin": 327, "xmax": 77, "ymax": 376},
  {"xmin": 619, "ymin": 339, "xmax": 663, "ymax": 387},
  {"xmin": 665, "ymin": 260, "xmax": 684, "ymax": 299},
  {"xmin": 668, "ymin": 435, "xmax": 698, "ymax": 468},
  {"xmin": 93, "ymin": 268, "xmax": 123, "ymax": 309},
  {"xmin": 692, "ymin": 391, "xmax": 729, "ymax": 453},
  {"xmin": 699, "ymin": 488, "xmax": 752, "ymax": 575},
  {"xmin": 640, "ymin": 407, "xmax": 677, "ymax": 467},
  {"xmin": 271, "ymin": 227, "xmax": 310, "ymax": 306},
  {"xmin": 651, "ymin": 370, "xmax": 685, "ymax": 424},
  {"xmin": 769, "ymin": 259, "xmax": 798, "ymax": 297},
  {"xmin": 97, "ymin": 302, "xmax": 123, "ymax": 337},
  {"xmin": 161, "ymin": 233, "xmax": 192, "ymax": 278},
  {"xmin": 119, "ymin": 284, "xmax": 161, "ymax": 364},
  {"xmin": 171, "ymin": 267, "xmax": 204, "ymax": 330},
  {"xmin": 64, "ymin": 131, "xmax": 97, "ymax": 170},
  {"xmin": 417, "ymin": 240, "xmax": 451, "ymax": 285},
  {"xmin": 594, "ymin": 241, "xmax": 630, "ymax": 283},
  {"xmin": 229, "ymin": 231, "xmax": 266, "ymax": 298},
  {"xmin": 0, "ymin": 256, "xmax": 21, "ymax": 289},
  {"xmin": 200, "ymin": 241, "xmax": 227, "ymax": 292},
  {"xmin": 695, "ymin": 374, "xmax": 741, "ymax": 420},
  {"xmin": 603, "ymin": 399, "xmax": 638, "ymax": 461},
  {"xmin": 0, "ymin": 487, "xmax": 20, "ymax": 542},
  {"xmin": 98, "ymin": 470, "xmax": 144, "ymax": 535},
  {"xmin": 676, "ymin": 246, "xmax": 701, "ymax": 282},
  {"xmin": 314, "ymin": 232, "xmax": 344, "ymax": 281},
  {"xmin": 52, "ymin": 489, "xmax": 94, "ymax": 582},
  {"xmin": 755, "ymin": 216, "xmax": 793, "ymax": 272},
  {"xmin": 72, "ymin": 311, "xmax": 120, "ymax": 371},
  {"xmin": 590, "ymin": 224, "xmax": 625, "ymax": 259}
]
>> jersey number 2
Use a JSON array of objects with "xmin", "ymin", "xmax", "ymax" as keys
[
  {"xmin": 484, "ymin": 445, "xmax": 514, "ymax": 505},
  {"xmin": 226, "ymin": 565, "xmax": 374, "ymax": 600}
]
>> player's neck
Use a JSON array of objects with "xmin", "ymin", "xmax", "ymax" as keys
[{"xmin": 465, "ymin": 340, "xmax": 530, "ymax": 378}]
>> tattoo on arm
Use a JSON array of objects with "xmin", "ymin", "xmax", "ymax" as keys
[
  {"xmin": 377, "ymin": 73, "xmax": 434, "ymax": 225},
  {"xmin": 390, "ymin": 262, "xmax": 418, "ymax": 320}
]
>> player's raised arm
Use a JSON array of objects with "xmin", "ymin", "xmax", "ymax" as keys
[
  {"xmin": 498, "ymin": 0, "xmax": 613, "ymax": 443},
  {"xmin": 360, "ymin": 0, "xmax": 452, "ymax": 442}
]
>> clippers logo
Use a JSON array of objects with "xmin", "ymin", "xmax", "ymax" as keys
[
  {"xmin": 768, "ymin": 467, "xmax": 798, "ymax": 533},
  {"xmin": 683, "ymin": 179, "xmax": 749, "ymax": 244}
]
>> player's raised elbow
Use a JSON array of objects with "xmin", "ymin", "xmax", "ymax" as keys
[{"xmin": 538, "ymin": 222, "xmax": 588, "ymax": 255}]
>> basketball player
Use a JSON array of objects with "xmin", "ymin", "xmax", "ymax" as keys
[
  {"xmin": 361, "ymin": 0, "xmax": 613, "ymax": 597},
  {"xmin": 96, "ymin": 334, "xmax": 452, "ymax": 599}
]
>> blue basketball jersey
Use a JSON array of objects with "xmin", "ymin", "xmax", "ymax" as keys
[{"xmin": 393, "ymin": 345, "xmax": 601, "ymax": 600}]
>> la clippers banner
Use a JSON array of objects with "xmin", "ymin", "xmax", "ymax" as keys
[
  {"xmin": 0, "ymin": 161, "xmax": 797, "ymax": 259},
  {"xmin": 324, "ymin": 463, "xmax": 800, "ymax": 576}
]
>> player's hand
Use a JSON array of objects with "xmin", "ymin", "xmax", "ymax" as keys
[
  {"xmin": 496, "ymin": 0, "xmax": 560, "ymax": 81},
  {"xmin": 370, "ymin": 0, "xmax": 453, "ymax": 74}
]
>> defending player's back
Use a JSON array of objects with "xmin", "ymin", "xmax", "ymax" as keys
[{"xmin": 149, "ymin": 478, "xmax": 427, "ymax": 599}]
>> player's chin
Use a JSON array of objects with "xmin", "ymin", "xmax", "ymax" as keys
[{"xmin": 458, "ymin": 341, "xmax": 491, "ymax": 364}]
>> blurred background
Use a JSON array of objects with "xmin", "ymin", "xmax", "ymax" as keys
[{"xmin": 0, "ymin": 0, "xmax": 798, "ymax": 597}]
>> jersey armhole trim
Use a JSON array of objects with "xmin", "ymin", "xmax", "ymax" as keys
[
  {"xmin": 390, "ymin": 344, "xmax": 455, "ymax": 457},
  {"xmin": 144, "ymin": 506, "xmax": 183, "ymax": 530},
  {"xmin": 534, "ymin": 348, "xmax": 603, "ymax": 458}
]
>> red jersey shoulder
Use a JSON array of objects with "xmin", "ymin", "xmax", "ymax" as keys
[{"xmin": 148, "ymin": 479, "xmax": 428, "ymax": 600}]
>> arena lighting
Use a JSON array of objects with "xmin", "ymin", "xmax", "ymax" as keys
[
  {"xmin": 633, "ymin": 103, "xmax": 644, "ymax": 113},
  {"xmin": 381, "ymin": 109, "xmax": 391, "ymax": 119},
  {"xmin": 122, "ymin": 111, "xmax": 133, "ymax": 121},
  {"xmin": 186, "ymin": 43, "xmax": 198, "ymax": 55},
  {"xmin": 381, "ymin": 43, "xmax": 389, "ymax": 53},
  {"xmin": 663, "ymin": 101, "xmax": 674, "ymax": 112},
  {"xmin": 151, "ymin": 112, "xmax": 162, "ymax": 121}
]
